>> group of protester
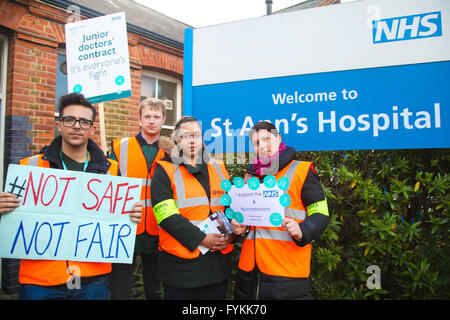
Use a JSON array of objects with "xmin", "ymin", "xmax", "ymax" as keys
[{"xmin": 0, "ymin": 92, "xmax": 330, "ymax": 300}]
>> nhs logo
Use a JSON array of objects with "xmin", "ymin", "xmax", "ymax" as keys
[
  {"xmin": 263, "ymin": 190, "xmax": 278, "ymax": 198},
  {"xmin": 372, "ymin": 11, "xmax": 442, "ymax": 44}
]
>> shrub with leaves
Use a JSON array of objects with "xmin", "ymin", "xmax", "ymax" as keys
[
  {"xmin": 224, "ymin": 149, "xmax": 449, "ymax": 299},
  {"xmin": 306, "ymin": 149, "xmax": 449, "ymax": 299}
]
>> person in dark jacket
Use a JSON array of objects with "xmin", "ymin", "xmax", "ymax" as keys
[
  {"xmin": 232, "ymin": 121, "xmax": 330, "ymax": 300},
  {"xmin": 0, "ymin": 92, "xmax": 142, "ymax": 300},
  {"xmin": 151, "ymin": 116, "xmax": 234, "ymax": 300},
  {"xmin": 109, "ymin": 98, "xmax": 166, "ymax": 300}
]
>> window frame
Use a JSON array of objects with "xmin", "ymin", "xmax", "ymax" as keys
[
  {"xmin": 0, "ymin": 34, "xmax": 9, "ymax": 190},
  {"xmin": 0, "ymin": 34, "xmax": 8, "ymax": 288},
  {"xmin": 54, "ymin": 48, "xmax": 67, "ymax": 118}
]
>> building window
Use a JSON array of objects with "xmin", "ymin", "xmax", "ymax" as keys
[
  {"xmin": 55, "ymin": 50, "xmax": 67, "ymax": 117},
  {"xmin": 140, "ymin": 71, "xmax": 181, "ymax": 129}
]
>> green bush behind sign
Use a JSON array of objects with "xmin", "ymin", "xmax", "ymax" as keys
[{"xmin": 225, "ymin": 149, "xmax": 449, "ymax": 300}]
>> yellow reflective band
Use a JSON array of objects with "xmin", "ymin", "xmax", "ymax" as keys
[
  {"xmin": 306, "ymin": 199, "xmax": 329, "ymax": 217},
  {"xmin": 153, "ymin": 199, "xmax": 180, "ymax": 224}
]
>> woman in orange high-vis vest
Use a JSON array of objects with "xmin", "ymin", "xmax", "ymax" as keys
[
  {"xmin": 0, "ymin": 93, "xmax": 143, "ymax": 300},
  {"xmin": 151, "ymin": 116, "xmax": 234, "ymax": 300},
  {"xmin": 232, "ymin": 121, "xmax": 330, "ymax": 300}
]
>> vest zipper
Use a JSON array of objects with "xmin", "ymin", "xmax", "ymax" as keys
[
  {"xmin": 143, "ymin": 169, "xmax": 151, "ymax": 232},
  {"xmin": 256, "ymin": 271, "xmax": 261, "ymax": 300}
]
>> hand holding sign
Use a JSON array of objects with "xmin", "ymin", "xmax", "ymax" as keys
[
  {"xmin": 129, "ymin": 201, "xmax": 144, "ymax": 224},
  {"xmin": 282, "ymin": 217, "xmax": 302, "ymax": 241},
  {"xmin": 231, "ymin": 218, "xmax": 247, "ymax": 235},
  {"xmin": 0, "ymin": 192, "xmax": 21, "ymax": 215}
]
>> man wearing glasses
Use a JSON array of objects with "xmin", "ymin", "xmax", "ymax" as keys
[{"xmin": 0, "ymin": 92, "xmax": 143, "ymax": 299}]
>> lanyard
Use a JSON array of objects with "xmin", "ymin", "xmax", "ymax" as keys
[{"xmin": 60, "ymin": 149, "xmax": 89, "ymax": 172}]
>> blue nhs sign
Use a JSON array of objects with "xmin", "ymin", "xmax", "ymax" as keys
[
  {"xmin": 263, "ymin": 190, "xmax": 279, "ymax": 198},
  {"xmin": 372, "ymin": 11, "xmax": 442, "ymax": 43}
]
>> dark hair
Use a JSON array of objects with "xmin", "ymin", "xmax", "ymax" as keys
[
  {"xmin": 174, "ymin": 116, "xmax": 200, "ymax": 131},
  {"xmin": 171, "ymin": 116, "xmax": 202, "ymax": 142},
  {"xmin": 249, "ymin": 121, "xmax": 279, "ymax": 138},
  {"xmin": 58, "ymin": 93, "xmax": 96, "ymax": 121}
]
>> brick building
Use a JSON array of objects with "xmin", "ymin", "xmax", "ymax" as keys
[
  {"xmin": 0, "ymin": 0, "xmax": 341, "ymax": 297},
  {"xmin": 0, "ymin": 0, "xmax": 188, "ymax": 294}
]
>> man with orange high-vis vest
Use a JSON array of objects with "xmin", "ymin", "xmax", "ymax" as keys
[
  {"xmin": 0, "ymin": 93, "xmax": 143, "ymax": 300},
  {"xmin": 151, "ymin": 116, "xmax": 234, "ymax": 300},
  {"xmin": 109, "ymin": 98, "xmax": 166, "ymax": 300},
  {"xmin": 231, "ymin": 121, "xmax": 330, "ymax": 300}
]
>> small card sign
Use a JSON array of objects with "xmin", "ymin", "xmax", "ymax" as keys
[{"xmin": 221, "ymin": 176, "xmax": 290, "ymax": 227}]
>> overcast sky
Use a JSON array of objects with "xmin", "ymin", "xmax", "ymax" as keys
[{"xmin": 136, "ymin": 0, "xmax": 358, "ymax": 28}]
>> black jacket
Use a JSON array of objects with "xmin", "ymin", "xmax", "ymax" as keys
[
  {"xmin": 40, "ymin": 135, "xmax": 113, "ymax": 174},
  {"xmin": 235, "ymin": 146, "xmax": 330, "ymax": 300},
  {"xmin": 151, "ymin": 153, "xmax": 232, "ymax": 289}
]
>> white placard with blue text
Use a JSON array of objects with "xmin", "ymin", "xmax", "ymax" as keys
[
  {"xmin": 183, "ymin": 0, "xmax": 450, "ymax": 152},
  {"xmin": 65, "ymin": 12, "xmax": 131, "ymax": 104},
  {"xmin": 0, "ymin": 164, "xmax": 142, "ymax": 264},
  {"xmin": 228, "ymin": 184, "xmax": 285, "ymax": 227}
]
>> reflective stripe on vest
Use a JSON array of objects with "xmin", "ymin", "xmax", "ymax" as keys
[
  {"xmin": 285, "ymin": 208, "xmax": 306, "ymax": 220},
  {"xmin": 282, "ymin": 161, "xmax": 307, "ymax": 220},
  {"xmin": 141, "ymin": 178, "xmax": 153, "ymax": 208},
  {"xmin": 26, "ymin": 155, "xmax": 40, "ymax": 167},
  {"xmin": 210, "ymin": 159, "xmax": 226, "ymax": 181},
  {"xmin": 113, "ymin": 137, "xmax": 165, "ymax": 235},
  {"xmin": 247, "ymin": 228, "xmax": 293, "ymax": 242},
  {"xmin": 119, "ymin": 137, "xmax": 130, "ymax": 176},
  {"xmin": 172, "ymin": 159, "xmax": 225, "ymax": 209},
  {"xmin": 173, "ymin": 164, "xmax": 209, "ymax": 208}
]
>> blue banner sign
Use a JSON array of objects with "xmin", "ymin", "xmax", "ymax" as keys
[{"xmin": 183, "ymin": 0, "xmax": 449, "ymax": 152}]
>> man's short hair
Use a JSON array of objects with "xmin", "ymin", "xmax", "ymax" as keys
[
  {"xmin": 139, "ymin": 97, "xmax": 166, "ymax": 117},
  {"xmin": 249, "ymin": 121, "xmax": 279, "ymax": 138},
  {"xmin": 58, "ymin": 92, "xmax": 96, "ymax": 121}
]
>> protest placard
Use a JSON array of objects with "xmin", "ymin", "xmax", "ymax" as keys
[
  {"xmin": 65, "ymin": 12, "xmax": 131, "ymax": 104},
  {"xmin": 0, "ymin": 164, "xmax": 142, "ymax": 264},
  {"xmin": 222, "ymin": 176, "xmax": 288, "ymax": 228}
]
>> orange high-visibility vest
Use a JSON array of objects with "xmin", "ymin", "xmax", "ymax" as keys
[
  {"xmin": 112, "ymin": 137, "xmax": 165, "ymax": 236},
  {"xmin": 238, "ymin": 160, "xmax": 312, "ymax": 278},
  {"xmin": 18, "ymin": 154, "xmax": 118, "ymax": 286},
  {"xmin": 156, "ymin": 159, "xmax": 233, "ymax": 259}
]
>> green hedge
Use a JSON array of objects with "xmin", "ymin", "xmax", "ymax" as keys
[{"xmin": 224, "ymin": 149, "xmax": 449, "ymax": 299}]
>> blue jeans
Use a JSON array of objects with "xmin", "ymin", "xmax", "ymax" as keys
[{"xmin": 19, "ymin": 275, "xmax": 109, "ymax": 300}]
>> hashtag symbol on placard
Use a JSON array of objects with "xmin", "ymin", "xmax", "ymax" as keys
[{"xmin": 8, "ymin": 176, "xmax": 27, "ymax": 198}]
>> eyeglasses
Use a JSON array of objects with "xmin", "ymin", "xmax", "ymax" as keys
[
  {"xmin": 60, "ymin": 116, "xmax": 94, "ymax": 129},
  {"xmin": 180, "ymin": 132, "xmax": 202, "ymax": 140}
]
